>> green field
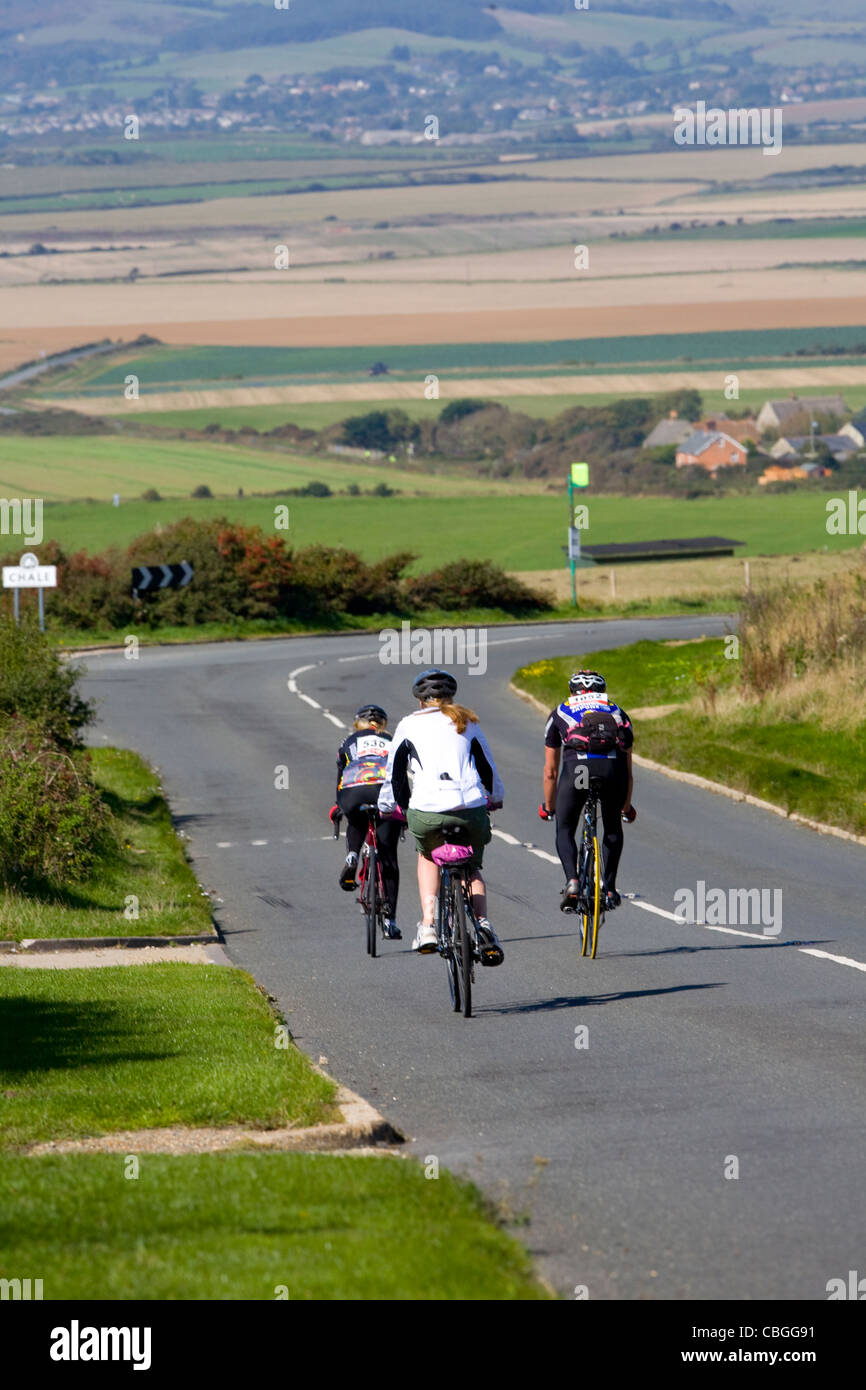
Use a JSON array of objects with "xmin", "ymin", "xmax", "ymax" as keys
[
  {"xmin": 21, "ymin": 491, "xmax": 863, "ymax": 575},
  {"xmin": 50, "ymin": 327, "xmax": 866, "ymax": 396},
  {"xmin": 0, "ymin": 435, "xmax": 519, "ymax": 505}
]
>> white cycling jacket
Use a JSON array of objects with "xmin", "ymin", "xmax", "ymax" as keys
[{"xmin": 377, "ymin": 706, "xmax": 505, "ymax": 814}]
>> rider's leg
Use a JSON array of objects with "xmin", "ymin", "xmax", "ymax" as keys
[
  {"xmin": 376, "ymin": 816, "xmax": 400, "ymax": 917},
  {"xmin": 555, "ymin": 767, "xmax": 586, "ymax": 879},
  {"xmin": 468, "ymin": 873, "xmax": 487, "ymax": 920},
  {"xmin": 599, "ymin": 777, "xmax": 627, "ymax": 890},
  {"xmin": 417, "ymin": 853, "xmax": 439, "ymax": 928}
]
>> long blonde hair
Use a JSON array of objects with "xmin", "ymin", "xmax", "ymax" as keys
[
  {"xmin": 354, "ymin": 717, "xmax": 386, "ymax": 731},
  {"xmin": 421, "ymin": 697, "xmax": 478, "ymax": 735}
]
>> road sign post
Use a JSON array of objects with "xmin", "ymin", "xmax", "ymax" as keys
[
  {"xmin": 567, "ymin": 463, "xmax": 589, "ymax": 608},
  {"xmin": 2, "ymin": 552, "xmax": 57, "ymax": 632}
]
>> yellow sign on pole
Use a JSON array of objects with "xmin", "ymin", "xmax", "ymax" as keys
[{"xmin": 571, "ymin": 462, "xmax": 589, "ymax": 488}]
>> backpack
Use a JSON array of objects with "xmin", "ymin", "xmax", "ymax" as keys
[{"xmin": 563, "ymin": 708, "xmax": 622, "ymax": 756}]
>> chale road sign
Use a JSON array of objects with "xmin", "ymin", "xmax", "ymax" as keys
[
  {"xmin": 131, "ymin": 561, "xmax": 194, "ymax": 593},
  {"xmin": 2, "ymin": 551, "xmax": 57, "ymax": 588}
]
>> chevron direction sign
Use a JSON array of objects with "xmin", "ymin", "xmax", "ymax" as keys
[{"xmin": 131, "ymin": 561, "xmax": 194, "ymax": 594}]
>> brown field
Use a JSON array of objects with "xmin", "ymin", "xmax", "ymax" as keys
[
  {"xmin": 469, "ymin": 142, "xmax": 866, "ymax": 183},
  {"xmin": 58, "ymin": 363, "xmax": 866, "ymax": 416},
  {"xmin": 0, "ymin": 179, "xmax": 703, "ymax": 241},
  {"xmin": 517, "ymin": 549, "xmax": 860, "ymax": 609},
  {"xmin": 5, "ymin": 292, "xmax": 866, "ymax": 377}
]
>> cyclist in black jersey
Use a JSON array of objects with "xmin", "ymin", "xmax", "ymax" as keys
[
  {"xmin": 541, "ymin": 670, "xmax": 635, "ymax": 914},
  {"xmin": 330, "ymin": 704, "xmax": 402, "ymax": 939}
]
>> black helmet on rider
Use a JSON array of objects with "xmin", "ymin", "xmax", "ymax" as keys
[
  {"xmin": 568, "ymin": 669, "xmax": 606, "ymax": 694},
  {"xmin": 355, "ymin": 704, "xmax": 388, "ymax": 725},
  {"xmin": 412, "ymin": 667, "xmax": 458, "ymax": 701}
]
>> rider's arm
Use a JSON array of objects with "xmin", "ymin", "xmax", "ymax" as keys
[
  {"xmin": 543, "ymin": 745, "xmax": 559, "ymax": 815},
  {"xmin": 469, "ymin": 725, "xmax": 504, "ymax": 805},
  {"xmin": 623, "ymin": 747, "xmax": 633, "ymax": 812}
]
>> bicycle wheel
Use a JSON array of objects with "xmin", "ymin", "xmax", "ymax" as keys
[
  {"xmin": 361, "ymin": 845, "xmax": 377, "ymax": 958},
  {"xmin": 579, "ymin": 835, "xmax": 602, "ymax": 959},
  {"xmin": 441, "ymin": 876, "xmax": 461, "ymax": 1012},
  {"xmin": 454, "ymin": 885, "xmax": 472, "ymax": 1019}
]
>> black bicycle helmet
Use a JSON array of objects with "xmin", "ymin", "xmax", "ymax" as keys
[
  {"xmin": 411, "ymin": 667, "xmax": 458, "ymax": 700},
  {"xmin": 568, "ymin": 669, "xmax": 606, "ymax": 694},
  {"xmin": 355, "ymin": 704, "xmax": 388, "ymax": 724}
]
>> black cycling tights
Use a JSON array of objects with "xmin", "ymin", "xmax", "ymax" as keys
[
  {"xmin": 337, "ymin": 784, "xmax": 400, "ymax": 916},
  {"xmin": 554, "ymin": 766, "xmax": 626, "ymax": 889}
]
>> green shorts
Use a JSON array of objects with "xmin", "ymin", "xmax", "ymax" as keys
[{"xmin": 406, "ymin": 806, "xmax": 491, "ymax": 870}]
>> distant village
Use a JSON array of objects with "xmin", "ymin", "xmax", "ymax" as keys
[
  {"xmin": 0, "ymin": 44, "xmax": 860, "ymax": 149},
  {"xmin": 643, "ymin": 394, "xmax": 866, "ymax": 487}
]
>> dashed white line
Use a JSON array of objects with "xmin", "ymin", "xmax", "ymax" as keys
[
  {"xmin": 799, "ymin": 947, "xmax": 866, "ymax": 973},
  {"xmin": 322, "ymin": 711, "xmax": 347, "ymax": 728},
  {"xmin": 491, "ymin": 828, "xmax": 521, "ymax": 846},
  {"xmin": 250, "ymin": 840, "xmax": 268, "ymax": 846},
  {"xmin": 297, "ymin": 693, "xmax": 321, "ymax": 709}
]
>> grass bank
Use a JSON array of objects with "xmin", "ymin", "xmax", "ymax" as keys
[
  {"xmin": 0, "ymin": 748, "xmax": 213, "ymax": 940},
  {"xmin": 0, "ymin": 963, "xmax": 337, "ymax": 1149},
  {"xmin": 513, "ymin": 633, "xmax": 866, "ymax": 837},
  {"xmin": 0, "ymin": 1153, "xmax": 551, "ymax": 1300}
]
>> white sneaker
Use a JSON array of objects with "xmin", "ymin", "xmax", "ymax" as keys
[{"xmin": 412, "ymin": 922, "xmax": 438, "ymax": 954}]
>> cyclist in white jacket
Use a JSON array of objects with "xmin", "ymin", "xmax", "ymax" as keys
[{"xmin": 378, "ymin": 667, "xmax": 505, "ymax": 963}]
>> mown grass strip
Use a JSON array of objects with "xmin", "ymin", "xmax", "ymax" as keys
[
  {"xmin": 0, "ymin": 963, "xmax": 337, "ymax": 1148},
  {"xmin": 513, "ymin": 639, "xmax": 866, "ymax": 836},
  {"xmin": 0, "ymin": 1152, "xmax": 551, "ymax": 1299},
  {"xmin": 0, "ymin": 749, "xmax": 213, "ymax": 940}
]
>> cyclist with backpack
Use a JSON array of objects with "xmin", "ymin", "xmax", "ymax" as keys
[
  {"xmin": 377, "ymin": 668, "xmax": 505, "ymax": 964},
  {"xmin": 330, "ymin": 704, "xmax": 402, "ymax": 939},
  {"xmin": 540, "ymin": 670, "xmax": 635, "ymax": 913}
]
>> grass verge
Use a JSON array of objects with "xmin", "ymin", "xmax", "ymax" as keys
[
  {"xmin": 0, "ymin": 1152, "xmax": 551, "ymax": 1299},
  {"xmin": 0, "ymin": 748, "xmax": 213, "ymax": 939},
  {"xmin": 513, "ymin": 638, "xmax": 866, "ymax": 836},
  {"xmin": 0, "ymin": 963, "xmax": 337, "ymax": 1148}
]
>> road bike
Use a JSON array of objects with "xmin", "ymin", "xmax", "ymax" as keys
[
  {"xmin": 332, "ymin": 804, "xmax": 390, "ymax": 957},
  {"xmin": 432, "ymin": 828, "xmax": 481, "ymax": 1018}
]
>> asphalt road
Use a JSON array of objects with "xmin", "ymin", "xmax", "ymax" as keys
[{"xmin": 80, "ymin": 616, "xmax": 866, "ymax": 1301}]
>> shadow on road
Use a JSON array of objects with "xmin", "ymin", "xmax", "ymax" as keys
[{"xmin": 480, "ymin": 981, "xmax": 723, "ymax": 1015}]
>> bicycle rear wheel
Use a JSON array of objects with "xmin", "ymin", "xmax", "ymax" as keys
[
  {"xmin": 361, "ymin": 845, "xmax": 377, "ymax": 958},
  {"xmin": 441, "ymin": 876, "xmax": 461, "ymax": 1012},
  {"xmin": 454, "ymin": 886, "xmax": 472, "ymax": 1019},
  {"xmin": 580, "ymin": 835, "xmax": 602, "ymax": 959}
]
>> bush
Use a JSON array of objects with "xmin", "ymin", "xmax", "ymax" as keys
[
  {"xmin": 405, "ymin": 560, "xmax": 546, "ymax": 614},
  {"xmin": 0, "ymin": 615, "xmax": 94, "ymax": 744},
  {"xmin": 141, "ymin": 488, "xmax": 162, "ymax": 502},
  {"xmin": 439, "ymin": 399, "xmax": 489, "ymax": 425},
  {"xmin": 0, "ymin": 718, "xmax": 108, "ymax": 885},
  {"xmin": 191, "ymin": 484, "xmax": 213, "ymax": 498}
]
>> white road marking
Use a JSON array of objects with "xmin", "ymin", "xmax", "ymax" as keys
[
  {"xmin": 322, "ymin": 711, "xmax": 346, "ymax": 728},
  {"xmin": 250, "ymin": 840, "xmax": 268, "ymax": 846},
  {"xmin": 799, "ymin": 948, "xmax": 866, "ymax": 973},
  {"xmin": 337, "ymin": 652, "xmax": 378, "ymax": 663},
  {"xmin": 216, "ymin": 841, "xmax": 235, "ymax": 848},
  {"xmin": 297, "ymin": 693, "xmax": 321, "ymax": 709},
  {"xmin": 491, "ymin": 828, "xmax": 521, "ymax": 846},
  {"xmin": 526, "ymin": 847, "xmax": 561, "ymax": 865},
  {"xmin": 287, "ymin": 663, "xmax": 317, "ymax": 693}
]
